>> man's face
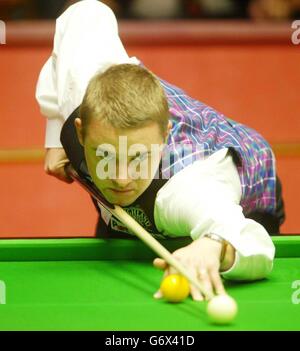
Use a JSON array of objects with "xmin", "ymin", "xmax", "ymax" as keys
[{"xmin": 77, "ymin": 118, "xmax": 167, "ymax": 207}]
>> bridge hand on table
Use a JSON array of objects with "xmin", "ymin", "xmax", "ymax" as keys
[{"xmin": 153, "ymin": 237, "xmax": 227, "ymax": 302}]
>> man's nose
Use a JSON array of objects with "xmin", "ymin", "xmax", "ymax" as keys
[{"xmin": 111, "ymin": 177, "xmax": 132, "ymax": 189}]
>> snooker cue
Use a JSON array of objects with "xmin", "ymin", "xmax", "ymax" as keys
[{"xmin": 66, "ymin": 164, "xmax": 213, "ymax": 300}]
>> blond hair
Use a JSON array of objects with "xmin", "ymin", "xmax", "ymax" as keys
[{"xmin": 79, "ymin": 64, "xmax": 169, "ymax": 137}]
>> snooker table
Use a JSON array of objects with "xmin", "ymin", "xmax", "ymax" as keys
[{"xmin": 0, "ymin": 236, "xmax": 299, "ymax": 331}]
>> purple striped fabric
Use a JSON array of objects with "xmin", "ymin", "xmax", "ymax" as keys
[{"xmin": 159, "ymin": 78, "xmax": 276, "ymax": 216}]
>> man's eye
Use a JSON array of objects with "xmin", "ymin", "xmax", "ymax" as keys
[
  {"xmin": 135, "ymin": 153, "xmax": 148, "ymax": 162},
  {"xmin": 97, "ymin": 151, "xmax": 115, "ymax": 160}
]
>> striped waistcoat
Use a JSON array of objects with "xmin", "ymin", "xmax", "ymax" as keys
[{"xmin": 160, "ymin": 78, "xmax": 276, "ymax": 216}]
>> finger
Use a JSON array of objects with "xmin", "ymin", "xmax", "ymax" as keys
[
  {"xmin": 153, "ymin": 259, "xmax": 179, "ymax": 276},
  {"xmin": 153, "ymin": 290, "xmax": 163, "ymax": 299},
  {"xmin": 56, "ymin": 169, "xmax": 74, "ymax": 183},
  {"xmin": 167, "ymin": 252, "xmax": 184, "ymax": 275},
  {"xmin": 210, "ymin": 269, "xmax": 226, "ymax": 296},
  {"xmin": 56, "ymin": 158, "xmax": 70, "ymax": 166},
  {"xmin": 197, "ymin": 268, "xmax": 214, "ymax": 301},
  {"xmin": 56, "ymin": 161, "xmax": 74, "ymax": 183},
  {"xmin": 189, "ymin": 267, "xmax": 204, "ymax": 302},
  {"xmin": 45, "ymin": 163, "xmax": 73, "ymax": 183},
  {"xmin": 153, "ymin": 270, "xmax": 168, "ymax": 299},
  {"xmin": 153, "ymin": 258, "xmax": 168, "ymax": 270},
  {"xmin": 168, "ymin": 264, "xmax": 179, "ymax": 275}
]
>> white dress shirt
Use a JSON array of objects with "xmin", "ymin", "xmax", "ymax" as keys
[
  {"xmin": 36, "ymin": 0, "xmax": 139, "ymax": 147},
  {"xmin": 36, "ymin": 0, "xmax": 275, "ymax": 281}
]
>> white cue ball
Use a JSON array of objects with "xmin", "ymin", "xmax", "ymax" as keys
[{"xmin": 207, "ymin": 295, "xmax": 238, "ymax": 325}]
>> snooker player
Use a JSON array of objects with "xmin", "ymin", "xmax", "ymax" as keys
[{"xmin": 36, "ymin": 0, "xmax": 285, "ymax": 301}]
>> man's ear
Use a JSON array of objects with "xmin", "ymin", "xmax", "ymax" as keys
[
  {"xmin": 74, "ymin": 117, "xmax": 84, "ymax": 146},
  {"xmin": 164, "ymin": 120, "xmax": 172, "ymax": 143}
]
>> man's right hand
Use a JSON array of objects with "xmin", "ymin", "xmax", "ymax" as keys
[{"xmin": 44, "ymin": 148, "xmax": 73, "ymax": 183}]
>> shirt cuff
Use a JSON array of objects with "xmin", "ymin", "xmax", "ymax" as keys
[
  {"xmin": 45, "ymin": 117, "xmax": 65, "ymax": 148},
  {"xmin": 220, "ymin": 249, "xmax": 274, "ymax": 281}
]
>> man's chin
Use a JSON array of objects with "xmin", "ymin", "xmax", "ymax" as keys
[
  {"xmin": 111, "ymin": 199, "xmax": 135, "ymax": 207},
  {"xmin": 106, "ymin": 194, "xmax": 137, "ymax": 207}
]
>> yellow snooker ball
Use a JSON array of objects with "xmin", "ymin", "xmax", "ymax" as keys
[
  {"xmin": 160, "ymin": 274, "xmax": 190, "ymax": 303},
  {"xmin": 207, "ymin": 294, "xmax": 238, "ymax": 325}
]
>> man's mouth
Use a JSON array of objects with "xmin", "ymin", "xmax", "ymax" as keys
[{"xmin": 109, "ymin": 188, "xmax": 134, "ymax": 194}]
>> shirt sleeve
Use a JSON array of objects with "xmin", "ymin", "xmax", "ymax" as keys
[
  {"xmin": 154, "ymin": 148, "xmax": 275, "ymax": 281},
  {"xmin": 35, "ymin": 0, "xmax": 139, "ymax": 148}
]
